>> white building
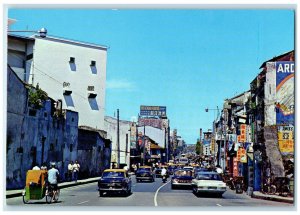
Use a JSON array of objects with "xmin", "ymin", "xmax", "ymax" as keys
[
  {"xmin": 203, "ymin": 144, "xmax": 211, "ymax": 156},
  {"xmin": 28, "ymin": 35, "xmax": 108, "ymax": 130},
  {"xmin": 8, "ymin": 29, "xmax": 108, "ymax": 130},
  {"xmin": 104, "ymin": 116, "xmax": 131, "ymax": 166}
]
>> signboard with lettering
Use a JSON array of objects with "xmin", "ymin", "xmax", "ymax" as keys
[
  {"xmin": 237, "ymin": 147, "xmax": 247, "ymax": 163},
  {"xmin": 233, "ymin": 157, "xmax": 238, "ymax": 177},
  {"xmin": 276, "ymin": 61, "xmax": 294, "ymax": 125},
  {"xmin": 240, "ymin": 124, "xmax": 246, "ymax": 143},
  {"xmin": 140, "ymin": 105, "xmax": 167, "ymax": 117},
  {"xmin": 138, "ymin": 118, "xmax": 162, "ymax": 129},
  {"xmin": 278, "ymin": 125, "xmax": 294, "ymax": 154}
]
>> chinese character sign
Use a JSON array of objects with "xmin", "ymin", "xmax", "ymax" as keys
[{"xmin": 278, "ymin": 126, "xmax": 294, "ymax": 154}]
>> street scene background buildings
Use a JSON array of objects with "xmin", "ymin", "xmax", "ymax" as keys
[{"xmin": 4, "ymin": 8, "xmax": 295, "ymax": 206}]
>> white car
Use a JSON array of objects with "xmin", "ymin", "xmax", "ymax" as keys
[
  {"xmin": 191, "ymin": 172, "xmax": 226, "ymax": 197},
  {"xmin": 183, "ymin": 166, "xmax": 194, "ymax": 171}
]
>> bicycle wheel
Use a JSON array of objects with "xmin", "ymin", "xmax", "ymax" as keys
[
  {"xmin": 22, "ymin": 195, "xmax": 29, "ymax": 204},
  {"xmin": 269, "ymin": 185, "xmax": 276, "ymax": 195},
  {"xmin": 45, "ymin": 189, "xmax": 53, "ymax": 204},
  {"xmin": 53, "ymin": 189, "xmax": 60, "ymax": 202}
]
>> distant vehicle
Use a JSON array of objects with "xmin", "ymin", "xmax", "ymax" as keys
[
  {"xmin": 98, "ymin": 169, "xmax": 132, "ymax": 197},
  {"xmin": 171, "ymin": 169, "xmax": 194, "ymax": 189},
  {"xmin": 167, "ymin": 164, "xmax": 178, "ymax": 175},
  {"xmin": 178, "ymin": 157, "xmax": 189, "ymax": 165},
  {"xmin": 183, "ymin": 166, "xmax": 194, "ymax": 171},
  {"xmin": 135, "ymin": 166, "xmax": 155, "ymax": 182},
  {"xmin": 191, "ymin": 172, "xmax": 226, "ymax": 197}
]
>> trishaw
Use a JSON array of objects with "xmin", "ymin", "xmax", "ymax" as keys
[{"xmin": 22, "ymin": 169, "xmax": 60, "ymax": 204}]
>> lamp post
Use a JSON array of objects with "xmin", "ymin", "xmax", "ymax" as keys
[
  {"xmin": 143, "ymin": 125, "xmax": 146, "ymax": 166},
  {"xmin": 205, "ymin": 106, "xmax": 220, "ymax": 165}
]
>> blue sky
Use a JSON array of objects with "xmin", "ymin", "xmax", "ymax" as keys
[{"xmin": 8, "ymin": 9, "xmax": 294, "ymax": 144}]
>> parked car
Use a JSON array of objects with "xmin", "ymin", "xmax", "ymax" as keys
[
  {"xmin": 135, "ymin": 166, "xmax": 155, "ymax": 182},
  {"xmin": 98, "ymin": 169, "xmax": 132, "ymax": 197},
  {"xmin": 191, "ymin": 171, "xmax": 226, "ymax": 197},
  {"xmin": 171, "ymin": 169, "xmax": 194, "ymax": 189}
]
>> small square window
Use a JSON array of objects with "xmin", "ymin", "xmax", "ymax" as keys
[
  {"xmin": 90, "ymin": 60, "xmax": 96, "ymax": 66},
  {"xmin": 69, "ymin": 57, "xmax": 75, "ymax": 63}
]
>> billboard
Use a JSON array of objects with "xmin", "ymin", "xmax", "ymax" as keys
[
  {"xmin": 138, "ymin": 118, "xmax": 162, "ymax": 129},
  {"xmin": 278, "ymin": 125, "xmax": 294, "ymax": 154},
  {"xmin": 276, "ymin": 61, "xmax": 294, "ymax": 124},
  {"xmin": 140, "ymin": 105, "xmax": 167, "ymax": 117},
  {"xmin": 130, "ymin": 125, "xmax": 137, "ymax": 149}
]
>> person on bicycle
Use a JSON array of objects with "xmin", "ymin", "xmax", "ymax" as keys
[{"xmin": 47, "ymin": 162, "xmax": 60, "ymax": 193}]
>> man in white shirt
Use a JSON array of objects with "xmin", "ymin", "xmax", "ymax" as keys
[
  {"xmin": 215, "ymin": 165, "xmax": 223, "ymax": 174},
  {"xmin": 47, "ymin": 162, "xmax": 60, "ymax": 194},
  {"xmin": 161, "ymin": 167, "xmax": 167, "ymax": 176},
  {"xmin": 68, "ymin": 161, "xmax": 73, "ymax": 181},
  {"xmin": 73, "ymin": 160, "xmax": 80, "ymax": 182}
]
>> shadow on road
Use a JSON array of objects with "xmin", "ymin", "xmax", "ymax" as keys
[
  {"xmin": 194, "ymin": 193, "xmax": 223, "ymax": 199},
  {"xmin": 99, "ymin": 192, "xmax": 133, "ymax": 198}
]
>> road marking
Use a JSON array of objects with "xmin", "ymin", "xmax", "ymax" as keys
[
  {"xmin": 154, "ymin": 180, "xmax": 171, "ymax": 207},
  {"xmin": 216, "ymin": 204, "xmax": 222, "ymax": 207},
  {"xmin": 77, "ymin": 200, "xmax": 89, "ymax": 205}
]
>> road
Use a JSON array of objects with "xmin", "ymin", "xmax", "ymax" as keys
[{"xmin": 5, "ymin": 177, "xmax": 292, "ymax": 209}]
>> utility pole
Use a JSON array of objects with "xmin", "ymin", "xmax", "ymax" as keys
[
  {"xmin": 117, "ymin": 109, "xmax": 120, "ymax": 168},
  {"xmin": 164, "ymin": 128, "xmax": 167, "ymax": 163},
  {"xmin": 143, "ymin": 125, "xmax": 146, "ymax": 165}
]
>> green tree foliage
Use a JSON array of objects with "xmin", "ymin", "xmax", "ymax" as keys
[
  {"xmin": 195, "ymin": 140, "xmax": 201, "ymax": 155},
  {"xmin": 28, "ymin": 83, "xmax": 48, "ymax": 109}
]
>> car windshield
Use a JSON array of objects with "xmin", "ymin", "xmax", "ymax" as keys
[
  {"xmin": 196, "ymin": 173, "xmax": 221, "ymax": 180},
  {"xmin": 102, "ymin": 171, "xmax": 125, "ymax": 178},
  {"xmin": 174, "ymin": 170, "xmax": 193, "ymax": 177},
  {"xmin": 138, "ymin": 168, "xmax": 151, "ymax": 172}
]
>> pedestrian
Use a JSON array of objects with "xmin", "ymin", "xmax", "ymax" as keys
[
  {"xmin": 133, "ymin": 164, "xmax": 137, "ymax": 173},
  {"xmin": 68, "ymin": 161, "xmax": 74, "ymax": 181},
  {"xmin": 215, "ymin": 165, "xmax": 223, "ymax": 174},
  {"xmin": 32, "ymin": 162, "xmax": 40, "ymax": 170},
  {"xmin": 41, "ymin": 162, "xmax": 47, "ymax": 170},
  {"xmin": 123, "ymin": 165, "xmax": 129, "ymax": 172},
  {"xmin": 73, "ymin": 160, "xmax": 80, "ymax": 183}
]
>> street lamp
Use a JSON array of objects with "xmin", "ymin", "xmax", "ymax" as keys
[{"xmin": 205, "ymin": 106, "xmax": 220, "ymax": 165}]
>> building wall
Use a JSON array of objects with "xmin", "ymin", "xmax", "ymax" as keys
[
  {"xmin": 30, "ymin": 36, "xmax": 107, "ymax": 130},
  {"xmin": 104, "ymin": 116, "xmax": 131, "ymax": 166},
  {"xmin": 77, "ymin": 129, "xmax": 105, "ymax": 178},
  {"xmin": 7, "ymin": 36, "xmax": 34, "ymax": 82},
  {"xmin": 7, "ymin": 67, "xmax": 79, "ymax": 189}
]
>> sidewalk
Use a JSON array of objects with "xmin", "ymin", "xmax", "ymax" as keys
[
  {"xmin": 252, "ymin": 191, "xmax": 294, "ymax": 204},
  {"xmin": 6, "ymin": 177, "xmax": 100, "ymax": 199}
]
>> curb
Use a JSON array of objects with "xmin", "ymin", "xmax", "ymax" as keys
[
  {"xmin": 6, "ymin": 178, "xmax": 99, "ymax": 199},
  {"xmin": 251, "ymin": 193, "xmax": 294, "ymax": 204}
]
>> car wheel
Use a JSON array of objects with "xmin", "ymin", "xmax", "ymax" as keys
[
  {"xmin": 171, "ymin": 184, "xmax": 175, "ymax": 189},
  {"xmin": 192, "ymin": 187, "xmax": 198, "ymax": 195},
  {"xmin": 127, "ymin": 188, "xmax": 132, "ymax": 195},
  {"xmin": 99, "ymin": 191, "xmax": 104, "ymax": 197},
  {"xmin": 217, "ymin": 193, "xmax": 223, "ymax": 198}
]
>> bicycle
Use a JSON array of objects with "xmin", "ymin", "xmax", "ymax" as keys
[{"xmin": 45, "ymin": 184, "xmax": 60, "ymax": 203}]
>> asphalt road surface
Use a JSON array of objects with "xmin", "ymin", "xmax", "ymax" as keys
[{"xmin": 5, "ymin": 177, "xmax": 293, "ymax": 209}]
